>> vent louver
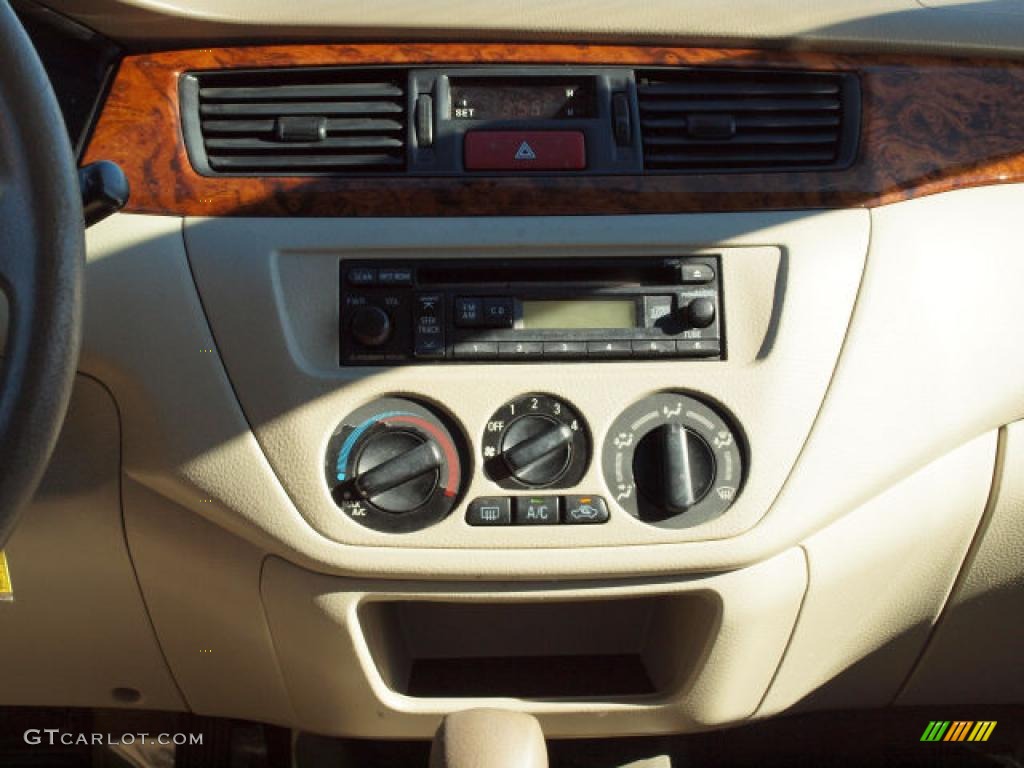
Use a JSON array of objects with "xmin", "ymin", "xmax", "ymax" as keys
[
  {"xmin": 181, "ymin": 68, "xmax": 408, "ymax": 175},
  {"xmin": 637, "ymin": 68, "xmax": 859, "ymax": 172}
]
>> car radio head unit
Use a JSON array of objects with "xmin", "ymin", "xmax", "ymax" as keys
[{"xmin": 340, "ymin": 256, "xmax": 722, "ymax": 365}]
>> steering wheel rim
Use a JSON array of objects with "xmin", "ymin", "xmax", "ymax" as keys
[{"xmin": 0, "ymin": 1, "xmax": 84, "ymax": 546}]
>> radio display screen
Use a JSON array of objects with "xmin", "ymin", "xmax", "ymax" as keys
[
  {"xmin": 522, "ymin": 300, "xmax": 636, "ymax": 330},
  {"xmin": 449, "ymin": 80, "xmax": 593, "ymax": 120}
]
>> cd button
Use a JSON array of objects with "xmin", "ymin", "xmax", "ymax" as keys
[
  {"xmin": 543, "ymin": 341, "xmax": 587, "ymax": 358},
  {"xmin": 498, "ymin": 341, "xmax": 543, "ymax": 358},
  {"xmin": 587, "ymin": 340, "xmax": 632, "ymax": 358},
  {"xmin": 482, "ymin": 298, "xmax": 514, "ymax": 328},
  {"xmin": 632, "ymin": 339, "xmax": 676, "ymax": 357},
  {"xmin": 454, "ymin": 342, "xmax": 498, "ymax": 359}
]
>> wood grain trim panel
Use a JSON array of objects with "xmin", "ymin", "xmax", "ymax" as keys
[{"xmin": 82, "ymin": 43, "xmax": 1024, "ymax": 216}]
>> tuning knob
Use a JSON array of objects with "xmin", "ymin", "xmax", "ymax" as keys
[
  {"xmin": 350, "ymin": 305, "xmax": 392, "ymax": 347},
  {"xmin": 632, "ymin": 425, "xmax": 715, "ymax": 515},
  {"xmin": 326, "ymin": 398, "xmax": 465, "ymax": 532},
  {"xmin": 685, "ymin": 298, "xmax": 716, "ymax": 329},
  {"xmin": 482, "ymin": 394, "xmax": 590, "ymax": 489}
]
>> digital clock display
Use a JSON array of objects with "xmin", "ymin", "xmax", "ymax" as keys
[{"xmin": 449, "ymin": 79, "xmax": 593, "ymax": 120}]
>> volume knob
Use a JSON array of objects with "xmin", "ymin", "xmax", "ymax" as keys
[{"xmin": 351, "ymin": 305, "xmax": 392, "ymax": 347}]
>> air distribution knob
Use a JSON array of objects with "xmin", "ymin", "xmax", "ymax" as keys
[
  {"xmin": 326, "ymin": 397, "xmax": 465, "ymax": 533},
  {"xmin": 350, "ymin": 305, "xmax": 392, "ymax": 347},
  {"xmin": 482, "ymin": 394, "xmax": 590, "ymax": 489},
  {"xmin": 632, "ymin": 425, "xmax": 715, "ymax": 515},
  {"xmin": 602, "ymin": 392, "xmax": 744, "ymax": 528}
]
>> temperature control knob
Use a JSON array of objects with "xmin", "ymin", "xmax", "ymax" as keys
[
  {"xmin": 602, "ymin": 392, "xmax": 743, "ymax": 527},
  {"xmin": 326, "ymin": 397, "xmax": 465, "ymax": 532},
  {"xmin": 483, "ymin": 394, "xmax": 589, "ymax": 489}
]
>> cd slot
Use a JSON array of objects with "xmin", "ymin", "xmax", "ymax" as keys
[{"xmin": 417, "ymin": 258, "xmax": 682, "ymax": 287}]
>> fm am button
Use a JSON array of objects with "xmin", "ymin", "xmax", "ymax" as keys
[{"xmin": 464, "ymin": 131, "xmax": 586, "ymax": 171}]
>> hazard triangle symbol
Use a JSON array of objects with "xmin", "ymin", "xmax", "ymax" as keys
[{"xmin": 514, "ymin": 141, "xmax": 537, "ymax": 161}]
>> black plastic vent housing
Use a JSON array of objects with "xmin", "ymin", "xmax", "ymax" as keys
[
  {"xmin": 636, "ymin": 68, "xmax": 860, "ymax": 172},
  {"xmin": 180, "ymin": 67, "xmax": 408, "ymax": 176}
]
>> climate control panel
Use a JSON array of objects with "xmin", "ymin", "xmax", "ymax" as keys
[{"xmin": 325, "ymin": 391, "xmax": 743, "ymax": 533}]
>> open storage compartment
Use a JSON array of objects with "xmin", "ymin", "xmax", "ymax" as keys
[
  {"xmin": 358, "ymin": 595, "xmax": 718, "ymax": 700},
  {"xmin": 260, "ymin": 551, "xmax": 807, "ymax": 739}
]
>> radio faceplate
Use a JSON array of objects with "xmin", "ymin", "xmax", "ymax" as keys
[{"xmin": 339, "ymin": 257, "xmax": 723, "ymax": 365}]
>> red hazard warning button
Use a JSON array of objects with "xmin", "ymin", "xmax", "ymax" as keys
[{"xmin": 464, "ymin": 131, "xmax": 586, "ymax": 171}]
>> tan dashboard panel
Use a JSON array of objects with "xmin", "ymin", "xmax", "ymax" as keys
[
  {"xmin": 183, "ymin": 211, "xmax": 867, "ymax": 554},
  {"xmin": 899, "ymin": 420, "xmax": 1024, "ymax": 705},
  {"xmin": 79, "ymin": 186, "xmax": 1024, "ymax": 581},
  {"xmin": 760, "ymin": 430, "xmax": 997, "ymax": 715},
  {"xmin": 0, "ymin": 376, "xmax": 184, "ymax": 712}
]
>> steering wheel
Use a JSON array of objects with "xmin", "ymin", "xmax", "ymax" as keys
[{"xmin": 0, "ymin": 1, "xmax": 84, "ymax": 546}]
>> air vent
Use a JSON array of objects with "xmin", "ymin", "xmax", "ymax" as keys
[
  {"xmin": 637, "ymin": 68, "xmax": 859, "ymax": 172},
  {"xmin": 181, "ymin": 68, "xmax": 408, "ymax": 175}
]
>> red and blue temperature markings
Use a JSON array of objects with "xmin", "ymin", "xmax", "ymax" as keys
[{"xmin": 334, "ymin": 411, "xmax": 460, "ymax": 497}]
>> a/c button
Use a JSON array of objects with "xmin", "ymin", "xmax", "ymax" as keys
[{"xmin": 514, "ymin": 496, "xmax": 560, "ymax": 525}]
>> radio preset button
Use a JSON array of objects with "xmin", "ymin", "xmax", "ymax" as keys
[
  {"xmin": 499, "ymin": 341, "xmax": 543, "ymax": 358},
  {"xmin": 483, "ymin": 298, "xmax": 514, "ymax": 328},
  {"xmin": 632, "ymin": 339, "xmax": 676, "ymax": 357},
  {"xmin": 455, "ymin": 297, "xmax": 484, "ymax": 327},
  {"xmin": 681, "ymin": 263, "xmax": 716, "ymax": 284},
  {"xmin": 543, "ymin": 341, "xmax": 587, "ymax": 358},
  {"xmin": 677, "ymin": 339, "xmax": 721, "ymax": 357},
  {"xmin": 587, "ymin": 341, "xmax": 632, "ymax": 358},
  {"xmin": 514, "ymin": 496, "xmax": 560, "ymax": 525},
  {"xmin": 454, "ymin": 341, "xmax": 498, "ymax": 358}
]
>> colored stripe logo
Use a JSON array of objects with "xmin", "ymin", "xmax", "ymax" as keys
[{"xmin": 921, "ymin": 721, "xmax": 996, "ymax": 742}]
